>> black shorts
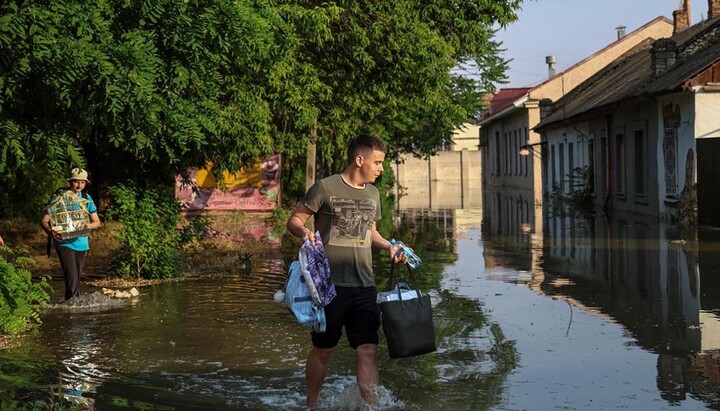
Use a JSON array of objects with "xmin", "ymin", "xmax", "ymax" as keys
[{"xmin": 312, "ymin": 286, "xmax": 380, "ymax": 350}]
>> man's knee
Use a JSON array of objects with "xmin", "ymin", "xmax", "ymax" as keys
[
  {"xmin": 355, "ymin": 343, "xmax": 378, "ymax": 361},
  {"xmin": 310, "ymin": 347, "xmax": 333, "ymax": 364}
]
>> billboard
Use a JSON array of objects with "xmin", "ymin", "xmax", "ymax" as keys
[{"xmin": 175, "ymin": 155, "xmax": 280, "ymax": 211}]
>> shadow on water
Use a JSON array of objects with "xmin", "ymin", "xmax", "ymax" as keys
[{"xmin": 0, "ymin": 212, "xmax": 518, "ymax": 410}]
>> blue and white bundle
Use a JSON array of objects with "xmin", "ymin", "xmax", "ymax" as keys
[{"xmin": 282, "ymin": 231, "xmax": 336, "ymax": 332}]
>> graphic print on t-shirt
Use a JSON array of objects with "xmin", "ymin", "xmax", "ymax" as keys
[{"xmin": 328, "ymin": 197, "xmax": 376, "ymax": 247}]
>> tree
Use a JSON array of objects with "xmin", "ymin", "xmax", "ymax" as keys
[
  {"xmin": 0, "ymin": 0, "xmax": 522, "ymax": 215},
  {"xmin": 0, "ymin": 0, "xmax": 305, "ymax": 214},
  {"xmin": 275, "ymin": 0, "xmax": 521, "ymax": 191}
]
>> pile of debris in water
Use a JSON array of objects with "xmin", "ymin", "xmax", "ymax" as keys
[
  {"xmin": 44, "ymin": 287, "xmax": 141, "ymax": 310},
  {"xmin": 101, "ymin": 287, "xmax": 140, "ymax": 299}
]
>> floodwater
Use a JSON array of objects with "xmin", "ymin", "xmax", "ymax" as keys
[{"xmin": 3, "ymin": 201, "xmax": 720, "ymax": 410}]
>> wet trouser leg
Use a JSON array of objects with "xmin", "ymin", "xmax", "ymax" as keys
[{"xmin": 56, "ymin": 246, "xmax": 86, "ymax": 300}]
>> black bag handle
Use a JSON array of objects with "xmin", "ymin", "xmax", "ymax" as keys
[{"xmin": 388, "ymin": 261, "xmax": 425, "ymax": 307}]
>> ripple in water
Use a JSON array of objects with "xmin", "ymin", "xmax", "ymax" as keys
[{"xmin": 43, "ymin": 291, "xmax": 137, "ymax": 312}]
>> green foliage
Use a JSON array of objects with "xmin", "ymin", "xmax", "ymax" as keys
[
  {"xmin": 0, "ymin": 246, "xmax": 51, "ymax": 335},
  {"xmin": 0, "ymin": 0, "xmax": 522, "ymax": 212},
  {"xmin": 277, "ymin": 0, "xmax": 521, "ymax": 185},
  {"xmin": 108, "ymin": 183, "xmax": 206, "ymax": 279},
  {"xmin": 374, "ymin": 160, "xmax": 397, "ymax": 237},
  {"xmin": 548, "ymin": 166, "xmax": 594, "ymax": 218},
  {"xmin": 0, "ymin": 167, "xmax": 66, "ymax": 220},
  {"xmin": 0, "ymin": 0, "xmax": 292, "ymax": 194},
  {"xmin": 267, "ymin": 205, "xmax": 293, "ymax": 240}
]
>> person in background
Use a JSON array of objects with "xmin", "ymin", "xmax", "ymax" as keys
[
  {"xmin": 0, "ymin": 234, "xmax": 4, "ymax": 246},
  {"xmin": 40, "ymin": 168, "xmax": 101, "ymax": 300},
  {"xmin": 286, "ymin": 134, "xmax": 407, "ymax": 407}
]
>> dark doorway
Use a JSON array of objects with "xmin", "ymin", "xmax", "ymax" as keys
[{"xmin": 697, "ymin": 137, "xmax": 720, "ymax": 227}]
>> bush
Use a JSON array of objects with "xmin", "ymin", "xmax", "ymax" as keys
[
  {"xmin": 0, "ymin": 246, "xmax": 51, "ymax": 335},
  {"xmin": 108, "ymin": 184, "xmax": 207, "ymax": 279},
  {"xmin": 548, "ymin": 166, "xmax": 594, "ymax": 218}
]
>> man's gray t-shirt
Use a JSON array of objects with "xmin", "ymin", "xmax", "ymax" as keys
[{"xmin": 303, "ymin": 174, "xmax": 381, "ymax": 287}]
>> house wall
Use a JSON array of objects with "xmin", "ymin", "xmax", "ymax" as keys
[
  {"xmin": 542, "ymin": 90, "xmax": 720, "ymax": 223},
  {"xmin": 544, "ymin": 122, "xmax": 593, "ymax": 195},
  {"xmin": 543, "ymin": 99, "xmax": 669, "ymax": 218},
  {"xmin": 607, "ymin": 100, "xmax": 663, "ymax": 217},
  {"xmin": 482, "ymin": 18, "xmax": 673, "ymax": 226},
  {"xmin": 482, "ymin": 109, "xmax": 533, "ymax": 190},
  {"xmin": 451, "ymin": 123, "xmax": 480, "ymax": 151},
  {"xmin": 655, "ymin": 93, "xmax": 696, "ymax": 221},
  {"xmin": 695, "ymin": 93, "xmax": 720, "ymax": 139}
]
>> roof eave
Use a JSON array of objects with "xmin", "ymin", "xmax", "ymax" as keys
[{"xmin": 478, "ymin": 95, "xmax": 530, "ymax": 126}]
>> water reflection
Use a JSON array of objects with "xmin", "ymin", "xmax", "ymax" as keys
[
  {"xmin": 0, "ymin": 212, "xmax": 519, "ymax": 410},
  {"xmin": 481, "ymin": 187, "xmax": 720, "ymax": 409},
  {"xmin": 542, "ymin": 211, "xmax": 701, "ymax": 352},
  {"xmin": 10, "ymin": 198, "xmax": 720, "ymax": 409}
]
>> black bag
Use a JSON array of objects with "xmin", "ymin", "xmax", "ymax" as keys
[{"xmin": 379, "ymin": 262, "xmax": 436, "ymax": 358}]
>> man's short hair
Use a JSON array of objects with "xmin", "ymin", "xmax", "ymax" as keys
[{"xmin": 347, "ymin": 134, "xmax": 387, "ymax": 165}]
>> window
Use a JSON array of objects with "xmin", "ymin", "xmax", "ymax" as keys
[
  {"xmin": 504, "ymin": 132, "xmax": 509, "ymax": 175},
  {"xmin": 600, "ymin": 136, "xmax": 607, "ymax": 195},
  {"xmin": 550, "ymin": 146, "xmax": 557, "ymax": 190},
  {"xmin": 634, "ymin": 129, "xmax": 646, "ymax": 196},
  {"xmin": 588, "ymin": 139, "xmax": 595, "ymax": 194},
  {"xmin": 616, "ymin": 133, "xmax": 625, "ymax": 197},
  {"xmin": 524, "ymin": 128, "xmax": 529, "ymax": 176},
  {"xmin": 568, "ymin": 142, "xmax": 575, "ymax": 191},
  {"xmin": 559, "ymin": 143, "xmax": 565, "ymax": 191},
  {"xmin": 495, "ymin": 132, "xmax": 500, "ymax": 176},
  {"xmin": 514, "ymin": 130, "xmax": 518, "ymax": 175}
]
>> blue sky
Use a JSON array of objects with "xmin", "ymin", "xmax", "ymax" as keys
[{"xmin": 493, "ymin": 0, "xmax": 706, "ymax": 88}]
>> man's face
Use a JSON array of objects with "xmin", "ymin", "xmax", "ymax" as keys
[{"xmin": 358, "ymin": 149, "xmax": 385, "ymax": 184}]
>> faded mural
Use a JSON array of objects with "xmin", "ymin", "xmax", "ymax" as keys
[{"xmin": 175, "ymin": 155, "xmax": 280, "ymax": 211}]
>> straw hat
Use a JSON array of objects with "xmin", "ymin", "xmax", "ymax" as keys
[{"xmin": 67, "ymin": 168, "xmax": 90, "ymax": 183}]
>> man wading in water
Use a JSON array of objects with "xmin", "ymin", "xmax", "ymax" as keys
[{"xmin": 287, "ymin": 134, "xmax": 405, "ymax": 407}]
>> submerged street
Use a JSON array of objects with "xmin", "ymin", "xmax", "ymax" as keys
[{"xmin": 3, "ymin": 204, "xmax": 720, "ymax": 409}]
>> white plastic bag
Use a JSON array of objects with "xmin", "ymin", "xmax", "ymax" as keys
[{"xmin": 377, "ymin": 282, "xmax": 421, "ymax": 304}]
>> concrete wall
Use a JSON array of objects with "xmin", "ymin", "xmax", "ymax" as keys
[{"xmin": 393, "ymin": 149, "xmax": 482, "ymax": 210}]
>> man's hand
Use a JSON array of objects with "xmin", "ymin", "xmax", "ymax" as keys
[
  {"xmin": 390, "ymin": 244, "xmax": 408, "ymax": 264},
  {"xmin": 304, "ymin": 228, "xmax": 316, "ymax": 247}
]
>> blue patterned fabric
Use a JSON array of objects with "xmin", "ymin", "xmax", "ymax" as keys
[
  {"xmin": 299, "ymin": 231, "xmax": 336, "ymax": 308},
  {"xmin": 284, "ymin": 232, "xmax": 336, "ymax": 333}
]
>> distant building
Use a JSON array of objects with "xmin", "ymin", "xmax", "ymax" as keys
[
  {"xmin": 536, "ymin": 0, "xmax": 720, "ymax": 226},
  {"xmin": 449, "ymin": 121, "xmax": 480, "ymax": 151},
  {"xmin": 478, "ymin": 16, "xmax": 674, "ymax": 236}
]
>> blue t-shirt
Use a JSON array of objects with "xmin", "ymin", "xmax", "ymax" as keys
[{"xmin": 56, "ymin": 193, "xmax": 97, "ymax": 252}]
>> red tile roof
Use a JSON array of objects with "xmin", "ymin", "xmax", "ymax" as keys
[{"xmin": 485, "ymin": 88, "xmax": 531, "ymax": 118}]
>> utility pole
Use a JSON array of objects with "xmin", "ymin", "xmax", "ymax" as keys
[
  {"xmin": 305, "ymin": 123, "xmax": 316, "ymax": 192},
  {"xmin": 304, "ymin": 119, "xmax": 317, "ymax": 231}
]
